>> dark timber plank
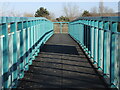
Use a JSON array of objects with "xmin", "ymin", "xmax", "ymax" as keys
[{"xmin": 17, "ymin": 34, "xmax": 107, "ymax": 89}]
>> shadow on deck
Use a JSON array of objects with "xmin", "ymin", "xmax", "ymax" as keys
[{"xmin": 17, "ymin": 34, "xmax": 108, "ymax": 89}]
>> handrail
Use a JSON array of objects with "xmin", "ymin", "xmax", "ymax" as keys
[
  {"xmin": 0, "ymin": 17, "xmax": 51, "ymax": 24},
  {"xmin": 69, "ymin": 16, "xmax": 120, "ymax": 89},
  {"xmin": 72, "ymin": 16, "xmax": 120, "ymax": 22}
]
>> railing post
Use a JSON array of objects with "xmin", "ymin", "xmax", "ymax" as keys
[
  {"xmin": 36, "ymin": 20, "xmax": 39, "ymax": 53},
  {"xmin": 87, "ymin": 20, "xmax": 91, "ymax": 57},
  {"xmin": 34, "ymin": 20, "xmax": 38, "ymax": 56},
  {"xmin": 84, "ymin": 20, "xmax": 88, "ymax": 52},
  {"xmin": 38, "ymin": 20, "xmax": 41, "ymax": 50},
  {"xmin": 60, "ymin": 23, "xmax": 62, "ymax": 33},
  {"xmin": 18, "ymin": 19, "xmax": 24, "ymax": 79},
  {"xmin": 28, "ymin": 21, "xmax": 32, "ymax": 65},
  {"xmin": 0, "ymin": 23, "xmax": 2, "ymax": 35},
  {"xmin": 33, "ymin": 20, "xmax": 36, "ymax": 57},
  {"xmin": 29, "ymin": 20, "xmax": 34, "ymax": 65},
  {"xmin": 93, "ymin": 20, "xmax": 98, "ymax": 64},
  {"xmin": 103, "ymin": 21, "xmax": 110, "ymax": 77},
  {"xmin": 98, "ymin": 21, "xmax": 104, "ymax": 70},
  {"xmin": 0, "ymin": 35, "xmax": 4, "ymax": 89},
  {"xmin": 118, "ymin": 33, "xmax": 120, "ymax": 89},
  {"xmin": 8, "ymin": 30, "xmax": 14, "ymax": 88},
  {"xmin": 23, "ymin": 19, "xmax": 29, "ymax": 71},
  {"xmin": 110, "ymin": 22, "xmax": 118, "ymax": 87},
  {"xmin": 2, "ymin": 17, "xmax": 9, "ymax": 88},
  {"xmin": 10, "ymin": 18, "xmax": 18, "ymax": 87},
  {"xmin": 83, "ymin": 20, "xmax": 86, "ymax": 49},
  {"xmin": 81, "ymin": 20, "xmax": 84, "ymax": 47},
  {"xmin": 0, "ymin": 18, "xmax": 3, "ymax": 90},
  {"xmin": 90, "ymin": 20, "xmax": 94, "ymax": 61}
]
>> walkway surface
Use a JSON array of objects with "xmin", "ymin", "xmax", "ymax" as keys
[{"xmin": 17, "ymin": 34, "xmax": 107, "ymax": 89}]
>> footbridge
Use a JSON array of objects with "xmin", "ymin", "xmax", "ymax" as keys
[{"xmin": 0, "ymin": 17, "xmax": 120, "ymax": 89}]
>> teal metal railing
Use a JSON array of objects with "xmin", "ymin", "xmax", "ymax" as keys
[
  {"xmin": 68, "ymin": 16, "xmax": 120, "ymax": 89},
  {"xmin": 0, "ymin": 16, "xmax": 119, "ymax": 89},
  {"xmin": 53, "ymin": 22, "xmax": 69, "ymax": 33},
  {"xmin": 0, "ymin": 17, "xmax": 53, "ymax": 89}
]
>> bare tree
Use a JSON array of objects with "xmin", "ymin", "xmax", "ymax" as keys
[
  {"xmin": 104, "ymin": 6, "xmax": 114, "ymax": 13},
  {"xmin": 8, "ymin": 9, "xmax": 22, "ymax": 17},
  {"xmin": 0, "ymin": 2, "xmax": 21, "ymax": 17},
  {"xmin": 0, "ymin": 3, "xmax": 10, "ymax": 16},
  {"xmin": 98, "ymin": 0, "xmax": 115, "ymax": 16},
  {"xmin": 99, "ymin": 0, "xmax": 104, "ymax": 16},
  {"xmin": 90, "ymin": 7, "xmax": 98, "ymax": 14},
  {"xmin": 23, "ymin": 12, "xmax": 34, "ymax": 17},
  {"xmin": 63, "ymin": 3, "xmax": 81, "ymax": 21},
  {"xmin": 48, "ymin": 12, "xmax": 55, "ymax": 20}
]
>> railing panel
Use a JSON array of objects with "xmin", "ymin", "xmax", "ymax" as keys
[
  {"xmin": 69, "ymin": 16, "xmax": 120, "ymax": 89},
  {"xmin": 0, "ymin": 17, "xmax": 54, "ymax": 89}
]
